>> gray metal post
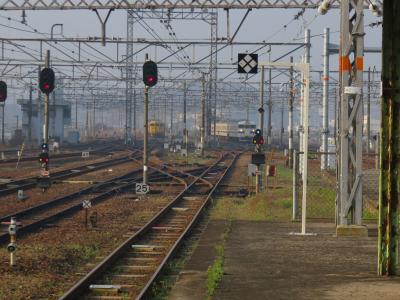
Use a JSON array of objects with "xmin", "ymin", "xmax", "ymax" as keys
[
  {"xmin": 143, "ymin": 85, "xmax": 149, "ymax": 185},
  {"xmin": 321, "ymin": 27, "xmax": 330, "ymax": 170},
  {"xmin": 200, "ymin": 74, "xmax": 205, "ymax": 156},
  {"xmin": 28, "ymin": 83, "xmax": 32, "ymax": 146},
  {"xmin": 267, "ymin": 51, "xmax": 272, "ymax": 146},
  {"xmin": 367, "ymin": 67, "xmax": 371, "ymax": 154},
  {"xmin": 292, "ymin": 150, "xmax": 299, "ymax": 220},
  {"xmin": 288, "ymin": 57, "xmax": 294, "ymax": 168},
  {"xmin": 43, "ymin": 50, "xmax": 50, "ymax": 145},
  {"xmin": 300, "ymin": 29, "xmax": 311, "ymax": 175},
  {"xmin": 259, "ymin": 66, "xmax": 265, "ymax": 133},
  {"xmin": 338, "ymin": 0, "xmax": 364, "ymax": 226},
  {"xmin": 183, "ymin": 81, "xmax": 188, "ymax": 160},
  {"xmin": 1, "ymin": 103, "xmax": 4, "ymax": 144}
]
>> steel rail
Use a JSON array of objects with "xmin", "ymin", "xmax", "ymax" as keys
[
  {"xmin": 0, "ymin": 161, "xmax": 192, "ymax": 244},
  {"xmin": 0, "ymin": 152, "xmax": 140, "ymax": 196},
  {"xmin": 58, "ymin": 152, "xmax": 235, "ymax": 300},
  {"xmin": 137, "ymin": 151, "xmax": 239, "ymax": 299}
]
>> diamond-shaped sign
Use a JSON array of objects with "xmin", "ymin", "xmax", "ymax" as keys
[
  {"xmin": 238, "ymin": 53, "xmax": 258, "ymax": 74},
  {"xmin": 258, "ymin": 107, "xmax": 265, "ymax": 114}
]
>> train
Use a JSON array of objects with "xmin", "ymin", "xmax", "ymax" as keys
[
  {"xmin": 213, "ymin": 121, "xmax": 256, "ymax": 142},
  {"xmin": 149, "ymin": 121, "xmax": 165, "ymax": 138}
]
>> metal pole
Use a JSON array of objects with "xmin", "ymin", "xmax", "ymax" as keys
[
  {"xmin": 143, "ymin": 85, "xmax": 149, "ymax": 185},
  {"xmin": 170, "ymin": 98, "xmax": 173, "ymax": 143},
  {"xmin": 280, "ymin": 94, "xmax": 284, "ymax": 148},
  {"xmin": 378, "ymin": 0, "xmax": 399, "ymax": 276},
  {"xmin": 367, "ymin": 67, "xmax": 371, "ymax": 154},
  {"xmin": 28, "ymin": 83, "xmax": 32, "ymax": 146},
  {"xmin": 259, "ymin": 66, "xmax": 265, "ymax": 133},
  {"xmin": 338, "ymin": 0, "xmax": 364, "ymax": 226},
  {"xmin": 288, "ymin": 57, "xmax": 294, "ymax": 168},
  {"xmin": 321, "ymin": 27, "xmax": 330, "ymax": 170},
  {"xmin": 200, "ymin": 74, "xmax": 205, "ymax": 156},
  {"xmin": 301, "ymin": 64, "xmax": 310, "ymax": 234},
  {"xmin": 300, "ymin": 29, "xmax": 311, "ymax": 175},
  {"xmin": 267, "ymin": 49, "xmax": 272, "ymax": 146},
  {"xmin": 43, "ymin": 50, "xmax": 50, "ymax": 145},
  {"xmin": 292, "ymin": 150, "xmax": 299, "ymax": 220},
  {"xmin": 1, "ymin": 103, "xmax": 4, "ymax": 144},
  {"xmin": 183, "ymin": 81, "xmax": 188, "ymax": 160}
]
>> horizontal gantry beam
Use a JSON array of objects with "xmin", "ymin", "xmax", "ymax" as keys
[{"xmin": 0, "ymin": 0, "xmax": 382, "ymax": 11}]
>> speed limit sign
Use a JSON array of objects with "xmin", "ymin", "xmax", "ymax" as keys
[{"xmin": 135, "ymin": 183, "xmax": 149, "ymax": 195}]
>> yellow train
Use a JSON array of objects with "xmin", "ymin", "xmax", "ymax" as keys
[{"xmin": 149, "ymin": 121, "xmax": 165, "ymax": 138}]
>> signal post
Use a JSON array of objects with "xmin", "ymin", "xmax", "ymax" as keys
[
  {"xmin": 142, "ymin": 55, "xmax": 158, "ymax": 185},
  {"xmin": 0, "ymin": 81, "xmax": 7, "ymax": 145},
  {"xmin": 38, "ymin": 50, "xmax": 55, "ymax": 190}
]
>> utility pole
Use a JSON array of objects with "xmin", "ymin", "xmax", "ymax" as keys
[
  {"xmin": 337, "ymin": 0, "xmax": 364, "ymax": 227},
  {"xmin": 200, "ymin": 73, "xmax": 206, "ymax": 156},
  {"xmin": 258, "ymin": 66, "xmax": 265, "ymax": 134},
  {"xmin": 299, "ymin": 29, "xmax": 311, "ymax": 175},
  {"xmin": 280, "ymin": 96, "xmax": 284, "ymax": 148},
  {"xmin": 267, "ymin": 47, "xmax": 272, "ymax": 147},
  {"xmin": 378, "ymin": 0, "xmax": 399, "ymax": 276},
  {"xmin": 288, "ymin": 56, "xmax": 294, "ymax": 168},
  {"xmin": 143, "ymin": 84, "xmax": 149, "ymax": 184},
  {"xmin": 170, "ymin": 98, "xmax": 173, "ymax": 143},
  {"xmin": 28, "ymin": 82, "xmax": 32, "ymax": 146},
  {"xmin": 43, "ymin": 50, "xmax": 50, "ymax": 145},
  {"xmin": 367, "ymin": 67, "xmax": 371, "ymax": 154},
  {"xmin": 183, "ymin": 81, "xmax": 188, "ymax": 161},
  {"xmin": 1, "ymin": 102, "xmax": 4, "ymax": 144},
  {"xmin": 321, "ymin": 27, "xmax": 330, "ymax": 170}
]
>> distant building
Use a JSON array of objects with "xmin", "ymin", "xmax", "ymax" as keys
[{"xmin": 17, "ymin": 81, "xmax": 71, "ymax": 145}]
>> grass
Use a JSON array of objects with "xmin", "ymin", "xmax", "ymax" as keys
[
  {"xmin": 206, "ymin": 219, "xmax": 232, "ymax": 299},
  {"xmin": 206, "ymin": 244, "xmax": 225, "ymax": 299},
  {"xmin": 211, "ymin": 186, "xmax": 293, "ymax": 222}
]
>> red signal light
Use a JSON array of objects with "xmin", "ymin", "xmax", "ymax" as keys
[
  {"xmin": 43, "ymin": 83, "xmax": 50, "ymax": 90},
  {"xmin": 146, "ymin": 76, "xmax": 155, "ymax": 84}
]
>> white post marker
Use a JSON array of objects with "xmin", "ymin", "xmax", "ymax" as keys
[
  {"xmin": 259, "ymin": 60, "xmax": 315, "ymax": 236},
  {"xmin": 135, "ymin": 183, "xmax": 149, "ymax": 195},
  {"xmin": 82, "ymin": 200, "xmax": 92, "ymax": 229}
]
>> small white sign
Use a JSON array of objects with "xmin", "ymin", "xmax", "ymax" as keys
[
  {"xmin": 164, "ymin": 143, "xmax": 169, "ymax": 150},
  {"xmin": 82, "ymin": 151, "xmax": 90, "ymax": 158},
  {"xmin": 176, "ymin": 144, "xmax": 181, "ymax": 150},
  {"xmin": 135, "ymin": 183, "xmax": 149, "ymax": 195},
  {"xmin": 248, "ymin": 164, "xmax": 257, "ymax": 176},
  {"xmin": 344, "ymin": 86, "xmax": 362, "ymax": 95},
  {"xmin": 82, "ymin": 200, "xmax": 92, "ymax": 209}
]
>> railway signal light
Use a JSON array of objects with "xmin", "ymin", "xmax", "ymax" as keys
[
  {"xmin": 142, "ymin": 60, "xmax": 158, "ymax": 87},
  {"xmin": 0, "ymin": 81, "xmax": 7, "ymax": 102},
  {"xmin": 39, "ymin": 68, "xmax": 55, "ymax": 94},
  {"xmin": 253, "ymin": 129, "xmax": 264, "ymax": 145},
  {"xmin": 41, "ymin": 143, "xmax": 49, "ymax": 151},
  {"xmin": 38, "ymin": 152, "xmax": 49, "ymax": 164}
]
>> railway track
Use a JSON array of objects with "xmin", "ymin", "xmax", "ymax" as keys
[
  {"xmin": 59, "ymin": 151, "xmax": 238, "ymax": 300},
  {"xmin": 0, "ymin": 157, "xmax": 192, "ymax": 244},
  {"xmin": 0, "ymin": 150, "xmax": 140, "ymax": 196},
  {"xmin": 0, "ymin": 151, "xmax": 213, "ymax": 243}
]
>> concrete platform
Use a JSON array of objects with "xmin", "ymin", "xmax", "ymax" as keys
[{"xmin": 170, "ymin": 221, "xmax": 400, "ymax": 300}]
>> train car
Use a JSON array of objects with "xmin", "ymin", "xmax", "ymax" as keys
[
  {"xmin": 237, "ymin": 121, "xmax": 256, "ymax": 142},
  {"xmin": 149, "ymin": 121, "xmax": 165, "ymax": 138},
  {"xmin": 213, "ymin": 122, "xmax": 238, "ymax": 140}
]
